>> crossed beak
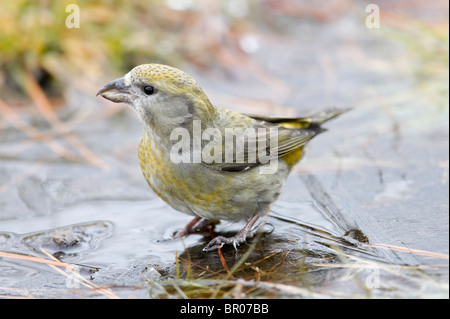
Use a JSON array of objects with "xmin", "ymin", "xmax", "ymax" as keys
[{"xmin": 97, "ymin": 77, "xmax": 132, "ymax": 104}]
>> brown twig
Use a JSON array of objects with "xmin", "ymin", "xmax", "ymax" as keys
[
  {"xmin": 218, "ymin": 248, "xmax": 234, "ymax": 279},
  {"xmin": 21, "ymin": 70, "xmax": 108, "ymax": 169}
]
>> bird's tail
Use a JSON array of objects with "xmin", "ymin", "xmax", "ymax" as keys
[
  {"xmin": 306, "ymin": 108, "xmax": 351, "ymax": 127},
  {"xmin": 248, "ymin": 108, "xmax": 350, "ymax": 130}
]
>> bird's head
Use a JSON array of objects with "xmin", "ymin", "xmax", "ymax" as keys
[{"xmin": 97, "ymin": 64, "xmax": 215, "ymax": 131}]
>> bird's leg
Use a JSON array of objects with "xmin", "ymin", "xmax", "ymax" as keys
[
  {"xmin": 203, "ymin": 214, "xmax": 262, "ymax": 251},
  {"xmin": 176, "ymin": 216, "xmax": 219, "ymax": 238},
  {"xmin": 177, "ymin": 216, "xmax": 202, "ymax": 238}
]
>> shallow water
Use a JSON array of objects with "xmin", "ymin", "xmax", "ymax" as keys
[{"xmin": 0, "ymin": 2, "xmax": 448, "ymax": 298}]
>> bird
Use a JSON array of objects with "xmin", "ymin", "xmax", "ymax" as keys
[{"xmin": 97, "ymin": 63, "xmax": 346, "ymax": 251}]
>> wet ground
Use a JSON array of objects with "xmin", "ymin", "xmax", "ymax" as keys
[{"xmin": 0, "ymin": 2, "xmax": 448, "ymax": 298}]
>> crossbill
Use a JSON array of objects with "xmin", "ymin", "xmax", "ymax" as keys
[{"xmin": 97, "ymin": 64, "xmax": 345, "ymax": 251}]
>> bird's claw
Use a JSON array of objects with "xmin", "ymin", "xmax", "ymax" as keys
[
  {"xmin": 202, "ymin": 221, "xmax": 273, "ymax": 252},
  {"xmin": 203, "ymin": 235, "xmax": 245, "ymax": 252}
]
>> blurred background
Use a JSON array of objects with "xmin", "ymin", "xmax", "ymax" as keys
[{"xmin": 0, "ymin": 0, "xmax": 448, "ymax": 298}]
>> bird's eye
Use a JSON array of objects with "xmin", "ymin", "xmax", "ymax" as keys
[{"xmin": 143, "ymin": 85, "xmax": 155, "ymax": 95}]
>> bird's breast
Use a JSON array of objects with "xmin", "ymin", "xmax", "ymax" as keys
[{"xmin": 137, "ymin": 130, "xmax": 290, "ymax": 221}]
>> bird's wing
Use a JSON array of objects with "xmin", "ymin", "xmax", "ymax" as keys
[
  {"xmin": 247, "ymin": 108, "xmax": 350, "ymax": 128},
  {"xmin": 200, "ymin": 110, "xmax": 319, "ymax": 172}
]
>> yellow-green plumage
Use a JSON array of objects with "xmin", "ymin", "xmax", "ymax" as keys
[{"xmin": 98, "ymin": 63, "xmax": 346, "ymax": 249}]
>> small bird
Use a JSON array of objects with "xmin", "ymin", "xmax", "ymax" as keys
[{"xmin": 97, "ymin": 64, "xmax": 345, "ymax": 251}]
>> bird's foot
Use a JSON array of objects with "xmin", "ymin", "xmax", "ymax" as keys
[
  {"xmin": 203, "ymin": 219, "xmax": 271, "ymax": 251},
  {"xmin": 203, "ymin": 234, "xmax": 246, "ymax": 251},
  {"xmin": 176, "ymin": 217, "xmax": 220, "ymax": 238}
]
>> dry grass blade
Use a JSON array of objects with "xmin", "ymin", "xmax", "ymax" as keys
[
  {"xmin": 364, "ymin": 243, "xmax": 449, "ymax": 260},
  {"xmin": 39, "ymin": 248, "xmax": 119, "ymax": 299},
  {"xmin": 0, "ymin": 98, "xmax": 81, "ymax": 162},
  {"xmin": 0, "ymin": 251, "xmax": 74, "ymax": 267},
  {"xmin": 170, "ymin": 282, "xmax": 189, "ymax": 299},
  {"xmin": 218, "ymin": 248, "xmax": 234, "ymax": 279},
  {"xmin": 0, "ymin": 250, "xmax": 119, "ymax": 299}
]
